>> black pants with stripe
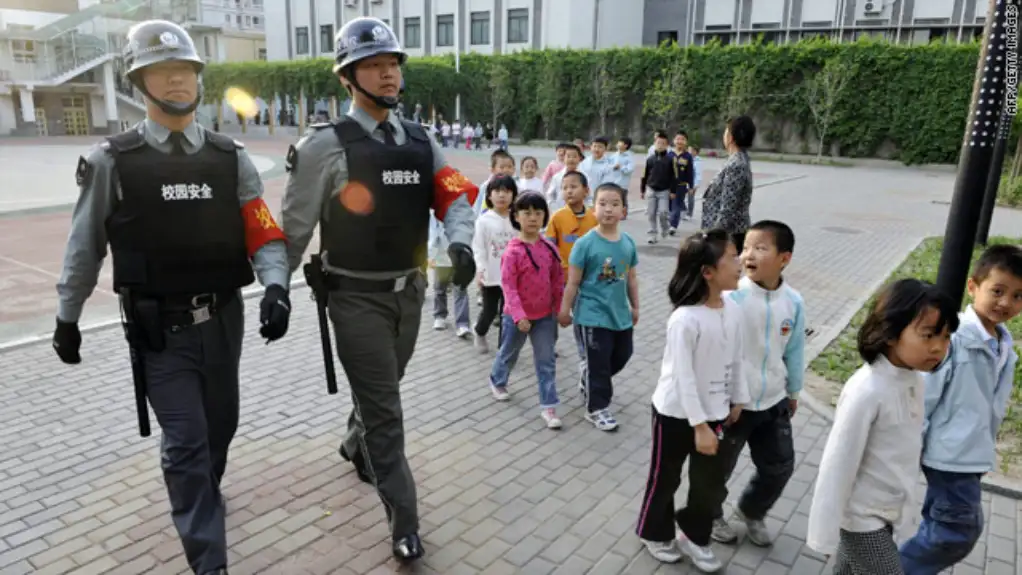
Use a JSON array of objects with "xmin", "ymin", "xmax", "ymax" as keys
[
  {"xmin": 636, "ymin": 406, "xmax": 729, "ymax": 546},
  {"xmin": 575, "ymin": 325, "xmax": 633, "ymax": 413}
]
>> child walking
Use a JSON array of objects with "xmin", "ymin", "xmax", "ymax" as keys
[
  {"xmin": 558, "ymin": 183, "xmax": 638, "ymax": 432},
  {"xmin": 546, "ymin": 144, "xmax": 586, "ymax": 212},
  {"xmin": 474, "ymin": 150, "xmax": 517, "ymax": 215},
  {"xmin": 641, "ymin": 131, "xmax": 677, "ymax": 244},
  {"xmin": 429, "ymin": 209, "xmax": 472, "ymax": 337},
  {"xmin": 472, "ymin": 176, "xmax": 518, "ymax": 353},
  {"xmin": 899, "ymin": 245, "xmax": 1022, "ymax": 573},
  {"xmin": 517, "ymin": 156, "xmax": 544, "ymax": 193},
  {"xmin": 635, "ymin": 229, "xmax": 747, "ymax": 572},
  {"xmin": 686, "ymin": 145, "xmax": 702, "ymax": 221},
  {"xmin": 489, "ymin": 192, "xmax": 565, "ymax": 428},
  {"xmin": 807, "ymin": 279, "xmax": 959, "ymax": 574},
  {"xmin": 711, "ymin": 220, "xmax": 806, "ymax": 546},
  {"xmin": 542, "ymin": 143, "xmax": 568, "ymax": 190}
]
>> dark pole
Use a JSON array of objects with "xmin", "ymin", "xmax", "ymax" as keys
[
  {"xmin": 975, "ymin": 109, "xmax": 1011, "ymax": 246},
  {"xmin": 936, "ymin": 0, "xmax": 1019, "ymax": 306}
]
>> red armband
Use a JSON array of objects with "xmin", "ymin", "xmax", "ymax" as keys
[
  {"xmin": 241, "ymin": 198, "xmax": 286, "ymax": 256},
  {"xmin": 432, "ymin": 165, "xmax": 479, "ymax": 221}
]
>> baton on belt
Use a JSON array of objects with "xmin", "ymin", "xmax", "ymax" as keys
[
  {"xmin": 119, "ymin": 289, "xmax": 152, "ymax": 437},
  {"xmin": 303, "ymin": 254, "xmax": 338, "ymax": 394}
]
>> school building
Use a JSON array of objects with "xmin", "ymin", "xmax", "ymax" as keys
[
  {"xmin": 0, "ymin": 0, "xmax": 267, "ymax": 137},
  {"xmin": 266, "ymin": 0, "xmax": 990, "ymax": 64}
]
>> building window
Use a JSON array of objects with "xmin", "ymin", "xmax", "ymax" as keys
[
  {"xmin": 224, "ymin": 14, "xmax": 230, "ymax": 23},
  {"xmin": 437, "ymin": 14, "xmax": 454, "ymax": 47},
  {"xmin": 382, "ymin": 19, "xmax": 389, "ymax": 26},
  {"xmin": 404, "ymin": 17, "xmax": 421, "ymax": 48},
  {"xmin": 258, "ymin": 48, "xmax": 267, "ymax": 60},
  {"xmin": 295, "ymin": 26, "xmax": 309, "ymax": 54},
  {"xmin": 253, "ymin": 16, "xmax": 261, "ymax": 28},
  {"xmin": 320, "ymin": 24, "xmax": 334, "ymax": 53},
  {"xmin": 656, "ymin": 30, "xmax": 678, "ymax": 46},
  {"xmin": 470, "ymin": 11, "xmax": 490, "ymax": 45},
  {"xmin": 9, "ymin": 24, "xmax": 36, "ymax": 63},
  {"xmin": 244, "ymin": 15, "xmax": 251, "ymax": 27},
  {"xmin": 507, "ymin": 8, "xmax": 528, "ymax": 44}
]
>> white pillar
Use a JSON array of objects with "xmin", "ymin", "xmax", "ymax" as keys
[
  {"xmin": 102, "ymin": 61, "xmax": 119, "ymax": 131},
  {"xmin": 18, "ymin": 87, "xmax": 35, "ymax": 123}
]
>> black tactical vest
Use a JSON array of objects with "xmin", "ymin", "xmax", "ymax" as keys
[
  {"xmin": 104, "ymin": 129, "xmax": 254, "ymax": 296},
  {"xmin": 322, "ymin": 118, "xmax": 434, "ymax": 272}
]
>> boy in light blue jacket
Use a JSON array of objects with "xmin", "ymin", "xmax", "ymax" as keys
[
  {"xmin": 608, "ymin": 137, "xmax": 635, "ymax": 216},
  {"xmin": 900, "ymin": 245, "xmax": 1022, "ymax": 574},
  {"xmin": 713, "ymin": 220, "xmax": 806, "ymax": 547}
]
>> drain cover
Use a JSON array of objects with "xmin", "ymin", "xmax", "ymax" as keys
[{"xmin": 820, "ymin": 226, "xmax": 864, "ymax": 235}]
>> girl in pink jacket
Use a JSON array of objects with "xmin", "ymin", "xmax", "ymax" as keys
[{"xmin": 488, "ymin": 192, "xmax": 565, "ymax": 429}]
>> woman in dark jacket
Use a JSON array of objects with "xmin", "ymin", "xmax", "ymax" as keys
[{"xmin": 701, "ymin": 115, "xmax": 756, "ymax": 251}]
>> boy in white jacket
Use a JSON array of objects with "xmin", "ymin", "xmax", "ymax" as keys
[
  {"xmin": 429, "ymin": 210, "xmax": 472, "ymax": 337},
  {"xmin": 711, "ymin": 220, "xmax": 807, "ymax": 547}
]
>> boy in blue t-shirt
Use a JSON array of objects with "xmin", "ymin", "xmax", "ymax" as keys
[{"xmin": 558, "ymin": 182, "xmax": 639, "ymax": 432}]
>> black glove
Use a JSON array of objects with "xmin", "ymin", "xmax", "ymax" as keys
[
  {"xmin": 448, "ymin": 242, "xmax": 476, "ymax": 288},
  {"xmin": 259, "ymin": 284, "xmax": 291, "ymax": 343},
  {"xmin": 53, "ymin": 318, "xmax": 82, "ymax": 364}
]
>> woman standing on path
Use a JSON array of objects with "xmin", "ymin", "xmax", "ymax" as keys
[{"xmin": 701, "ymin": 115, "xmax": 756, "ymax": 252}]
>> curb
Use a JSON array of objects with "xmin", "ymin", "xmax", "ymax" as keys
[
  {"xmin": 795, "ymin": 236, "xmax": 1022, "ymax": 499},
  {"xmin": 0, "ymin": 277, "xmax": 310, "ymax": 354}
]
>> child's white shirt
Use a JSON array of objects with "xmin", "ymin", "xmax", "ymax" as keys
[
  {"xmin": 546, "ymin": 166, "xmax": 589, "ymax": 212},
  {"xmin": 517, "ymin": 176, "xmax": 544, "ymax": 194},
  {"xmin": 806, "ymin": 355, "xmax": 925, "ymax": 556},
  {"xmin": 471, "ymin": 210, "xmax": 516, "ymax": 286},
  {"xmin": 651, "ymin": 300, "xmax": 750, "ymax": 425}
]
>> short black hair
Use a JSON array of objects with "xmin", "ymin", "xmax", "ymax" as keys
[
  {"xmin": 675, "ymin": 130, "xmax": 688, "ymax": 139},
  {"xmin": 857, "ymin": 278, "xmax": 959, "ymax": 365},
  {"xmin": 727, "ymin": 115, "xmax": 756, "ymax": 149},
  {"xmin": 510, "ymin": 191, "xmax": 550, "ymax": 230},
  {"xmin": 689, "ymin": 144, "xmax": 700, "ymax": 153},
  {"xmin": 485, "ymin": 175, "xmax": 518, "ymax": 209},
  {"xmin": 592, "ymin": 136, "xmax": 609, "ymax": 146},
  {"xmin": 521, "ymin": 155, "xmax": 539, "ymax": 169},
  {"xmin": 618, "ymin": 136, "xmax": 633, "ymax": 149},
  {"xmin": 490, "ymin": 149, "xmax": 515, "ymax": 168},
  {"xmin": 563, "ymin": 144, "xmax": 583, "ymax": 158},
  {"xmin": 654, "ymin": 130, "xmax": 669, "ymax": 141},
  {"xmin": 594, "ymin": 182, "xmax": 626, "ymax": 203},
  {"xmin": 562, "ymin": 170, "xmax": 589, "ymax": 188},
  {"xmin": 668, "ymin": 229, "xmax": 733, "ymax": 307},
  {"xmin": 971, "ymin": 244, "xmax": 1022, "ymax": 284},
  {"xmin": 555, "ymin": 142, "xmax": 571, "ymax": 151},
  {"xmin": 748, "ymin": 220, "xmax": 796, "ymax": 254}
]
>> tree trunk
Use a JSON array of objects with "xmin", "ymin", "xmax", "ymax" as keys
[
  {"xmin": 268, "ymin": 99, "xmax": 276, "ymax": 136},
  {"xmin": 298, "ymin": 90, "xmax": 307, "ymax": 134},
  {"xmin": 816, "ymin": 125, "xmax": 827, "ymax": 162}
]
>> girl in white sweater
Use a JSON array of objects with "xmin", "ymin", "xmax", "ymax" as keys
[
  {"xmin": 807, "ymin": 278, "xmax": 959, "ymax": 574},
  {"xmin": 471, "ymin": 176, "xmax": 518, "ymax": 353},
  {"xmin": 636, "ymin": 229, "xmax": 748, "ymax": 572}
]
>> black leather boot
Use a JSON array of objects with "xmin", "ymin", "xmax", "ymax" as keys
[
  {"xmin": 338, "ymin": 445, "xmax": 373, "ymax": 484},
  {"xmin": 392, "ymin": 533, "xmax": 424, "ymax": 562}
]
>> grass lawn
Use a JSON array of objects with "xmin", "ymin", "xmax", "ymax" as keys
[{"xmin": 809, "ymin": 236, "xmax": 1022, "ymax": 476}]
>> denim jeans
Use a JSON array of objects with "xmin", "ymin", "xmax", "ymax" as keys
[
  {"xmin": 646, "ymin": 189, "xmax": 670, "ymax": 235},
  {"xmin": 489, "ymin": 314, "xmax": 558, "ymax": 408},
  {"xmin": 432, "ymin": 266, "xmax": 470, "ymax": 328},
  {"xmin": 899, "ymin": 466, "xmax": 984, "ymax": 574},
  {"xmin": 668, "ymin": 187, "xmax": 687, "ymax": 228}
]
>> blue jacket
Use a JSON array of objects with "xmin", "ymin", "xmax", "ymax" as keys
[
  {"xmin": 921, "ymin": 306, "xmax": 1018, "ymax": 473},
  {"xmin": 728, "ymin": 276, "xmax": 806, "ymax": 411}
]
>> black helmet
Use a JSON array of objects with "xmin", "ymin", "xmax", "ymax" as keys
[
  {"xmin": 123, "ymin": 20, "xmax": 204, "ymax": 117},
  {"xmin": 333, "ymin": 17, "xmax": 406, "ymax": 109}
]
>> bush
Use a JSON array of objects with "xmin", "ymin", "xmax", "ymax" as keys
[{"xmin": 998, "ymin": 174, "xmax": 1022, "ymax": 208}]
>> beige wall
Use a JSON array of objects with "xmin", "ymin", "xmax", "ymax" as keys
[
  {"xmin": 0, "ymin": 0, "xmax": 78, "ymax": 13},
  {"xmin": 222, "ymin": 35, "xmax": 265, "ymax": 62}
]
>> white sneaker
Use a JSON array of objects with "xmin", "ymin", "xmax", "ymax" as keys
[
  {"xmin": 648, "ymin": 236, "xmax": 658, "ymax": 245},
  {"xmin": 734, "ymin": 507, "xmax": 773, "ymax": 546},
  {"xmin": 678, "ymin": 534, "xmax": 722, "ymax": 572},
  {"xmin": 584, "ymin": 409, "xmax": 619, "ymax": 432},
  {"xmin": 541, "ymin": 408, "xmax": 562, "ymax": 429},
  {"xmin": 669, "ymin": 227, "xmax": 677, "ymax": 235},
  {"xmin": 456, "ymin": 326, "xmax": 472, "ymax": 338},
  {"xmin": 491, "ymin": 385, "xmax": 510, "ymax": 401},
  {"xmin": 474, "ymin": 333, "xmax": 489, "ymax": 354},
  {"xmin": 640, "ymin": 538, "xmax": 682, "ymax": 563},
  {"xmin": 432, "ymin": 318, "xmax": 446, "ymax": 330},
  {"xmin": 710, "ymin": 517, "xmax": 738, "ymax": 544}
]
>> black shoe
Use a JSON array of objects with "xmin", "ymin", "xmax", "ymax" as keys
[
  {"xmin": 392, "ymin": 533, "xmax": 424, "ymax": 562},
  {"xmin": 202, "ymin": 569, "xmax": 228, "ymax": 575},
  {"xmin": 338, "ymin": 445, "xmax": 373, "ymax": 484}
]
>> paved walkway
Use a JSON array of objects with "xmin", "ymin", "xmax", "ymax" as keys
[{"xmin": 2, "ymin": 156, "xmax": 1022, "ymax": 574}]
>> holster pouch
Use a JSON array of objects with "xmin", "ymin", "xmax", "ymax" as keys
[{"xmin": 132, "ymin": 298, "xmax": 167, "ymax": 353}]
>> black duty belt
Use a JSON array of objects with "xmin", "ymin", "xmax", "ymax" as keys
[
  {"xmin": 160, "ymin": 291, "xmax": 237, "ymax": 329},
  {"xmin": 326, "ymin": 272, "xmax": 417, "ymax": 293}
]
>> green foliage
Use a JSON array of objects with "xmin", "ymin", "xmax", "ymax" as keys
[
  {"xmin": 999, "ymin": 173, "xmax": 1022, "ymax": 208},
  {"xmin": 204, "ymin": 40, "xmax": 983, "ymax": 164}
]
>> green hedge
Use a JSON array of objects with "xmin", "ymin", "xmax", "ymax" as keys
[{"xmin": 204, "ymin": 39, "xmax": 987, "ymax": 165}]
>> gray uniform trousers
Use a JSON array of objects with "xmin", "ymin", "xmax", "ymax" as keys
[
  {"xmin": 144, "ymin": 295, "xmax": 243, "ymax": 575},
  {"xmin": 329, "ymin": 273, "xmax": 426, "ymax": 539}
]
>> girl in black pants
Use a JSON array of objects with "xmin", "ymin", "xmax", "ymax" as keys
[{"xmin": 472, "ymin": 175, "xmax": 519, "ymax": 353}]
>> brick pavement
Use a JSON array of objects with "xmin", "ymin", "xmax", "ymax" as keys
[{"xmin": 4, "ymin": 159, "xmax": 1022, "ymax": 574}]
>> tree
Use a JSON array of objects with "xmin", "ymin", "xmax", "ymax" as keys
[
  {"xmin": 535, "ymin": 59, "xmax": 563, "ymax": 139},
  {"xmin": 804, "ymin": 57, "xmax": 857, "ymax": 161},
  {"xmin": 489, "ymin": 62, "xmax": 515, "ymax": 128},
  {"xmin": 642, "ymin": 57, "xmax": 688, "ymax": 131},
  {"xmin": 722, "ymin": 63, "xmax": 757, "ymax": 123},
  {"xmin": 593, "ymin": 58, "xmax": 627, "ymax": 134}
]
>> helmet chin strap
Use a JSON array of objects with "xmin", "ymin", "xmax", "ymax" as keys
[
  {"xmin": 130, "ymin": 70, "xmax": 204, "ymax": 118},
  {"xmin": 344, "ymin": 69, "xmax": 399, "ymax": 110}
]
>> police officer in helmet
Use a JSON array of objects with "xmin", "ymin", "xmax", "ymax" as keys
[
  {"xmin": 280, "ymin": 17, "xmax": 478, "ymax": 562},
  {"xmin": 51, "ymin": 20, "xmax": 291, "ymax": 575}
]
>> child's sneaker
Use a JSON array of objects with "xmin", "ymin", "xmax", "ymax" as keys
[
  {"xmin": 585, "ymin": 409, "xmax": 618, "ymax": 431},
  {"xmin": 710, "ymin": 518, "xmax": 738, "ymax": 544},
  {"xmin": 456, "ymin": 326, "xmax": 472, "ymax": 338},
  {"xmin": 640, "ymin": 538, "xmax": 682, "ymax": 563},
  {"xmin": 734, "ymin": 507, "xmax": 772, "ymax": 546},
  {"xmin": 678, "ymin": 533, "xmax": 722, "ymax": 572},
  {"xmin": 669, "ymin": 227, "xmax": 677, "ymax": 235},
  {"xmin": 432, "ymin": 318, "xmax": 446, "ymax": 330},
  {"xmin": 474, "ymin": 333, "xmax": 489, "ymax": 354},
  {"xmin": 647, "ymin": 236, "xmax": 658, "ymax": 245},
  {"xmin": 541, "ymin": 408, "xmax": 562, "ymax": 429},
  {"xmin": 491, "ymin": 385, "xmax": 510, "ymax": 401}
]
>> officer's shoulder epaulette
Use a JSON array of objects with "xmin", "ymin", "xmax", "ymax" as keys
[
  {"xmin": 400, "ymin": 119, "xmax": 429, "ymax": 142},
  {"xmin": 205, "ymin": 131, "xmax": 243, "ymax": 152},
  {"xmin": 106, "ymin": 129, "xmax": 146, "ymax": 153},
  {"xmin": 310, "ymin": 122, "xmax": 334, "ymax": 131}
]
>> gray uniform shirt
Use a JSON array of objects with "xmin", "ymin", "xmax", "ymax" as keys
[
  {"xmin": 281, "ymin": 105, "xmax": 476, "ymax": 279},
  {"xmin": 56, "ymin": 118, "xmax": 290, "ymax": 323}
]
